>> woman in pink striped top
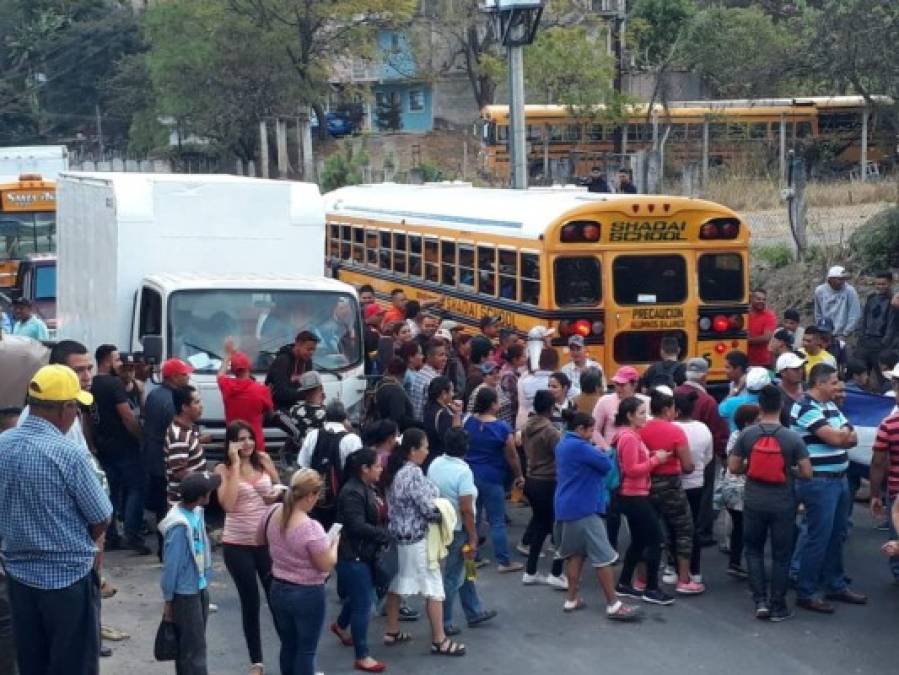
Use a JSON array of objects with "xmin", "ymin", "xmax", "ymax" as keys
[
  {"xmin": 611, "ymin": 397, "xmax": 674, "ymax": 606},
  {"xmin": 214, "ymin": 420, "xmax": 283, "ymax": 675}
]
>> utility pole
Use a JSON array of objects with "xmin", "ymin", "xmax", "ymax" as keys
[
  {"xmin": 95, "ymin": 104, "xmax": 104, "ymax": 158},
  {"xmin": 483, "ymin": 1, "xmax": 545, "ymax": 190}
]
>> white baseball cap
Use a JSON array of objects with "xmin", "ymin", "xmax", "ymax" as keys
[
  {"xmin": 885, "ymin": 363, "xmax": 899, "ymax": 381},
  {"xmin": 745, "ymin": 367, "xmax": 772, "ymax": 392},
  {"xmin": 827, "ymin": 265, "xmax": 849, "ymax": 279},
  {"xmin": 776, "ymin": 352, "xmax": 806, "ymax": 373}
]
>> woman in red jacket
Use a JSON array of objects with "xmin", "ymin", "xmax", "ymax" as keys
[{"xmin": 612, "ymin": 397, "xmax": 674, "ymax": 605}]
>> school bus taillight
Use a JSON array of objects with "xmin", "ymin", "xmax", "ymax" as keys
[
  {"xmin": 560, "ymin": 220, "xmax": 601, "ymax": 243},
  {"xmin": 558, "ymin": 319, "xmax": 601, "ymax": 338},
  {"xmin": 712, "ymin": 315, "xmax": 730, "ymax": 333},
  {"xmin": 699, "ymin": 218, "xmax": 740, "ymax": 240}
]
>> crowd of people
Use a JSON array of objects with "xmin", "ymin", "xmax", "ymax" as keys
[{"xmin": 2, "ymin": 267, "xmax": 899, "ymax": 675}]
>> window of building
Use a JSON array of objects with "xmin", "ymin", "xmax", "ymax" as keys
[
  {"xmin": 409, "ymin": 90, "xmax": 424, "ymax": 112},
  {"xmin": 458, "ymin": 244, "xmax": 475, "ymax": 289},
  {"xmin": 408, "ymin": 235, "xmax": 423, "ymax": 277},
  {"xmin": 554, "ymin": 257, "xmax": 601, "ymax": 306},
  {"xmin": 394, "ymin": 232, "xmax": 407, "ymax": 275},
  {"xmin": 424, "ymin": 238, "xmax": 439, "ymax": 283},
  {"xmin": 477, "ymin": 245, "xmax": 496, "ymax": 296},
  {"xmin": 441, "ymin": 240, "xmax": 456, "ymax": 286},
  {"xmin": 698, "ymin": 253, "xmax": 744, "ymax": 302},
  {"xmin": 521, "ymin": 252, "xmax": 540, "ymax": 305},
  {"xmin": 498, "ymin": 249, "xmax": 517, "ymax": 301},
  {"xmin": 612, "ymin": 255, "xmax": 686, "ymax": 305}
]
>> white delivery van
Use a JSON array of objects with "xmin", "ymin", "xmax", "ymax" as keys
[
  {"xmin": 0, "ymin": 145, "xmax": 69, "ymax": 179},
  {"xmin": 56, "ymin": 172, "xmax": 366, "ymax": 447}
]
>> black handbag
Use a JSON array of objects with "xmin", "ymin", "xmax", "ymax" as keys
[
  {"xmin": 372, "ymin": 540, "xmax": 399, "ymax": 597},
  {"xmin": 153, "ymin": 619, "xmax": 179, "ymax": 661}
]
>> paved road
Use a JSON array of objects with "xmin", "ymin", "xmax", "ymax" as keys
[{"xmin": 98, "ymin": 506, "xmax": 897, "ymax": 675}]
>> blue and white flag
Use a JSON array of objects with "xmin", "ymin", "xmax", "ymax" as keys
[{"xmin": 842, "ymin": 389, "xmax": 897, "ymax": 466}]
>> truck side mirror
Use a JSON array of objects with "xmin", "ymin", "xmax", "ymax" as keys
[{"xmin": 141, "ymin": 334, "xmax": 163, "ymax": 365}]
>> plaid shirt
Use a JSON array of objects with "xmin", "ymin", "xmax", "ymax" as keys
[
  {"xmin": 0, "ymin": 415, "xmax": 112, "ymax": 589},
  {"xmin": 409, "ymin": 365, "xmax": 440, "ymax": 421}
]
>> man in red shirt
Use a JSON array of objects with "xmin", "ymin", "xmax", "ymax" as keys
[
  {"xmin": 380, "ymin": 288, "xmax": 407, "ymax": 331},
  {"xmin": 747, "ymin": 288, "xmax": 778, "ymax": 367},
  {"xmin": 217, "ymin": 339, "xmax": 273, "ymax": 453}
]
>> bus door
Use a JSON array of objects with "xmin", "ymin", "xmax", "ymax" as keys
[{"xmin": 604, "ymin": 252, "xmax": 694, "ymax": 379}]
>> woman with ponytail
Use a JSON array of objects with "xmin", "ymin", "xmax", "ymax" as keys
[
  {"xmin": 264, "ymin": 468, "xmax": 339, "ymax": 675},
  {"xmin": 553, "ymin": 408, "xmax": 639, "ymax": 622}
]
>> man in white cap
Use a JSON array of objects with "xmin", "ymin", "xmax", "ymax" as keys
[
  {"xmin": 775, "ymin": 352, "xmax": 806, "ymax": 425},
  {"xmin": 814, "ymin": 266, "xmax": 861, "ymax": 340},
  {"xmin": 719, "ymin": 367, "xmax": 772, "ymax": 432},
  {"xmin": 560, "ymin": 335, "xmax": 601, "ymax": 398}
]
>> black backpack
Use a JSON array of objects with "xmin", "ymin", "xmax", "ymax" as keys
[{"xmin": 309, "ymin": 428, "xmax": 348, "ymax": 511}]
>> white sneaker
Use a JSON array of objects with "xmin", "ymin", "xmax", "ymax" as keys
[
  {"xmin": 208, "ymin": 603, "xmax": 219, "ymax": 613},
  {"xmin": 546, "ymin": 574, "xmax": 569, "ymax": 591},
  {"xmin": 662, "ymin": 567, "xmax": 678, "ymax": 585},
  {"xmin": 522, "ymin": 572, "xmax": 546, "ymax": 585}
]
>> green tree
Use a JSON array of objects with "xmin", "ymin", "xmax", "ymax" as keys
[
  {"xmin": 628, "ymin": 0, "xmax": 697, "ymax": 106},
  {"xmin": 681, "ymin": 6, "xmax": 794, "ymax": 98},
  {"xmin": 227, "ymin": 0, "xmax": 417, "ymax": 138},
  {"xmin": 143, "ymin": 0, "xmax": 297, "ymax": 161},
  {"xmin": 374, "ymin": 95, "xmax": 402, "ymax": 132}
]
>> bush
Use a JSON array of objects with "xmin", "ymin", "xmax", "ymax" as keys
[
  {"xmin": 753, "ymin": 243, "xmax": 793, "ymax": 269},
  {"xmin": 848, "ymin": 206, "xmax": 899, "ymax": 272},
  {"xmin": 320, "ymin": 142, "xmax": 369, "ymax": 193}
]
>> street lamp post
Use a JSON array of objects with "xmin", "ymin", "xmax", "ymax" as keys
[{"xmin": 482, "ymin": 1, "xmax": 545, "ymax": 189}]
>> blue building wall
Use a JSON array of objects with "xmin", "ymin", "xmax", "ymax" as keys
[{"xmin": 372, "ymin": 31, "xmax": 433, "ymax": 133}]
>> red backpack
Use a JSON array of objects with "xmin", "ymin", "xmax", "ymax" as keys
[{"xmin": 746, "ymin": 427, "xmax": 787, "ymax": 484}]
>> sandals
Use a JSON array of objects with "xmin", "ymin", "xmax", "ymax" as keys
[
  {"xmin": 330, "ymin": 623, "xmax": 353, "ymax": 647},
  {"xmin": 563, "ymin": 597, "xmax": 587, "ymax": 613},
  {"xmin": 382, "ymin": 631, "xmax": 413, "ymax": 646},
  {"xmin": 431, "ymin": 637, "xmax": 466, "ymax": 657}
]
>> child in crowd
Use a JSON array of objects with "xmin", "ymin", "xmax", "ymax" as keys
[{"xmin": 159, "ymin": 471, "xmax": 221, "ymax": 675}]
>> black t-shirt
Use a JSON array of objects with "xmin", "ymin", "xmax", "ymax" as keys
[
  {"xmin": 92, "ymin": 373, "xmax": 139, "ymax": 456},
  {"xmin": 731, "ymin": 422, "xmax": 809, "ymax": 513}
]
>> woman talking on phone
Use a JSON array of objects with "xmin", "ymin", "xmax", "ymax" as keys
[{"xmin": 214, "ymin": 420, "xmax": 283, "ymax": 675}]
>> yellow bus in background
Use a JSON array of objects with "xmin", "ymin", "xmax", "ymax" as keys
[
  {"xmin": 324, "ymin": 184, "xmax": 749, "ymax": 385},
  {"xmin": 479, "ymin": 95, "xmax": 894, "ymax": 181},
  {"xmin": 0, "ymin": 173, "xmax": 56, "ymax": 288}
]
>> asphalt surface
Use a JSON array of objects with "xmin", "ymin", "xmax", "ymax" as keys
[{"xmin": 97, "ymin": 505, "xmax": 898, "ymax": 675}]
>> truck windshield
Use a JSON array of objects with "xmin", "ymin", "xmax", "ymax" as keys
[{"xmin": 168, "ymin": 289, "xmax": 362, "ymax": 373}]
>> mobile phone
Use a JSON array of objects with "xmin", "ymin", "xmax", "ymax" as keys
[{"xmin": 327, "ymin": 523, "xmax": 343, "ymax": 542}]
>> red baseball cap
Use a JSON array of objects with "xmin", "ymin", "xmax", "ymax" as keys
[
  {"xmin": 161, "ymin": 358, "xmax": 194, "ymax": 379},
  {"xmin": 364, "ymin": 303, "xmax": 385, "ymax": 320},
  {"xmin": 230, "ymin": 352, "xmax": 251, "ymax": 373}
]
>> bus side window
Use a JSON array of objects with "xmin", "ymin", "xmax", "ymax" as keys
[
  {"xmin": 409, "ymin": 235, "xmax": 423, "ymax": 278},
  {"xmin": 477, "ymin": 245, "xmax": 496, "ymax": 296},
  {"xmin": 521, "ymin": 252, "xmax": 540, "ymax": 306},
  {"xmin": 424, "ymin": 238, "xmax": 439, "ymax": 283},
  {"xmin": 749, "ymin": 122, "xmax": 768, "ymax": 140},
  {"xmin": 441, "ymin": 240, "xmax": 457, "ymax": 286},
  {"xmin": 340, "ymin": 225, "xmax": 352, "ymax": 260},
  {"xmin": 588, "ymin": 124, "xmax": 603, "ymax": 141},
  {"xmin": 796, "ymin": 121, "xmax": 812, "ymax": 139},
  {"xmin": 352, "ymin": 227, "xmax": 364, "ymax": 263},
  {"xmin": 498, "ymin": 249, "xmax": 517, "ymax": 301},
  {"xmin": 328, "ymin": 223, "xmax": 340, "ymax": 257},
  {"xmin": 458, "ymin": 244, "xmax": 475, "ymax": 289},
  {"xmin": 394, "ymin": 233, "xmax": 407, "ymax": 275},
  {"xmin": 365, "ymin": 230, "xmax": 378, "ymax": 266},
  {"xmin": 379, "ymin": 231, "xmax": 392, "ymax": 269}
]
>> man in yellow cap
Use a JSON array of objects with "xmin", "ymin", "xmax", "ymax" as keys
[{"xmin": 0, "ymin": 364, "xmax": 113, "ymax": 675}]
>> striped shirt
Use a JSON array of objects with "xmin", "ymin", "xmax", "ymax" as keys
[
  {"xmin": 164, "ymin": 420, "xmax": 207, "ymax": 504},
  {"xmin": 873, "ymin": 412, "xmax": 899, "ymax": 498},
  {"xmin": 789, "ymin": 394, "xmax": 849, "ymax": 473},
  {"xmin": 408, "ymin": 365, "xmax": 440, "ymax": 421}
]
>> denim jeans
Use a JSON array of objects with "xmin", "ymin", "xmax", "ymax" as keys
[
  {"xmin": 336, "ymin": 560, "xmax": 374, "ymax": 660},
  {"xmin": 794, "ymin": 475, "xmax": 850, "ymax": 599},
  {"xmin": 270, "ymin": 580, "xmax": 326, "ymax": 675},
  {"xmin": 475, "ymin": 478, "xmax": 511, "ymax": 566},
  {"xmin": 101, "ymin": 456, "xmax": 146, "ymax": 540},
  {"xmin": 743, "ymin": 508, "xmax": 795, "ymax": 608},
  {"xmin": 7, "ymin": 570, "xmax": 100, "ymax": 675},
  {"xmin": 442, "ymin": 530, "xmax": 485, "ymax": 628}
]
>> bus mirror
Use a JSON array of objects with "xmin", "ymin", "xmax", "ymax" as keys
[{"xmin": 141, "ymin": 334, "xmax": 163, "ymax": 365}]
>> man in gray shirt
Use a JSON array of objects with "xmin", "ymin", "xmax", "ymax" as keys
[
  {"xmin": 814, "ymin": 265, "xmax": 861, "ymax": 339},
  {"xmin": 729, "ymin": 384, "xmax": 812, "ymax": 622}
]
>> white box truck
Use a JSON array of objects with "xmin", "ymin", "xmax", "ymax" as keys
[
  {"xmin": 0, "ymin": 145, "xmax": 69, "ymax": 180},
  {"xmin": 56, "ymin": 172, "xmax": 366, "ymax": 447}
]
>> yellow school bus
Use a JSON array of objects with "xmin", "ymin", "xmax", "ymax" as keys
[
  {"xmin": 0, "ymin": 173, "xmax": 56, "ymax": 288},
  {"xmin": 323, "ymin": 184, "xmax": 749, "ymax": 385},
  {"xmin": 479, "ymin": 95, "xmax": 894, "ymax": 180}
]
